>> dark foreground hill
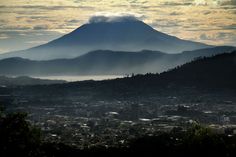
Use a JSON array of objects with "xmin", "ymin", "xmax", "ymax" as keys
[
  {"xmin": 159, "ymin": 51, "xmax": 236, "ymax": 88},
  {"xmin": 89, "ymin": 51, "xmax": 236, "ymax": 96}
]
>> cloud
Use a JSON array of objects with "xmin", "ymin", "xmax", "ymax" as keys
[
  {"xmin": 88, "ymin": 15, "xmax": 139, "ymax": 23},
  {"xmin": 203, "ymin": 10, "xmax": 212, "ymax": 15},
  {"xmin": 26, "ymin": 40, "xmax": 48, "ymax": 44},
  {"xmin": 0, "ymin": 34, "xmax": 9, "ymax": 40},
  {"xmin": 0, "ymin": 30, "xmax": 63, "ymax": 53},
  {"xmin": 200, "ymin": 33, "xmax": 211, "ymax": 40},
  {"xmin": 221, "ymin": 0, "xmax": 236, "ymax": 6},
  {"xmin": 199, "ymin": 31, "xmax": 236, "ymax": 45},
  {"xmin": 216, "ymin": 32, "xmax": 228, "ymax": 39},
  {"xmin": 191, "ymin": 0, "xmax": 236, "ymax": 6},
  {"xmin": 33, "ymin": 25, "xmax": 49, "ymax": 30},
  {"xmin": 67, "ymin": 19, "xmax": 81, "ymax": 23},
  {"xmin": 222, "ymin": 24, "xmax": 236, "ymax": 30},
  {"xmin": 151, "ymin": 20, "xmax": 181, "ymax": 28},
  {"xmin": 0, "ymin": 48, "xmax": 10, "ymax": 54},
  {"xmin": 0, "ymin": 5, "xmax": 93, "ymax": 10},
  {"xmin": 29, "ymin": 16, "xmax": 50, "ymax": 20},
  {"xmin": 162, "ymin": 1, "xmax": 192, "ymax": 6},
  {"xmin": 169, "ymin": 11, "xmax": 184, "ymax": 16},
  {"xmin": 0, "ymin": 25, "xmax": 32, "ymax": 31}
]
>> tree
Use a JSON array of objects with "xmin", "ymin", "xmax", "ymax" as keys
[{"xmin": 0, "ymin": 110, "xmax": 42, "ymax": 157}]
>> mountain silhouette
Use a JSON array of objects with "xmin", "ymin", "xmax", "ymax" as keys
[
  {"xmin": 0, "ymin": 16, "xmax": 210, "ymax": 60},
  {"xmin": 0, "ymin": 76, "xmax": 65, "ymax": 86},
  {"xmin": 9, "ymin": 51, "xmax": 236, "ymax": 101},
  {"xmin": 74, "ymin": 50, "xmax": 236, "ymax": 90},
  {"xmin": 0, "ymin": 46, "xmax": 234, "ymax": 76}
]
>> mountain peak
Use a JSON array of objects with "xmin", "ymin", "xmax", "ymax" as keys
[{"xmin": 0, "ymin": 15, "xmax": 211, "ymax": 60}]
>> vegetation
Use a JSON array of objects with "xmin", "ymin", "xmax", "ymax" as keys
[{"xmin": 0, "ymin": 110, "xmax": 41, "ymax": 157}]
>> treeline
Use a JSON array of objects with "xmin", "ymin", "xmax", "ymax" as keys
[{"xmin": 1, "ymin": 108, "xmax": 236, "ymax": 157}]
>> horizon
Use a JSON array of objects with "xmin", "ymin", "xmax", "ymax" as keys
[{"xmin": 0, "ymin": 0, "xmax": 236, "ymax": 54}]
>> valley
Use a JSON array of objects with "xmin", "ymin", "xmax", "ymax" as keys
[{"xmin": 1, "ymin": 52, "xmax": 236, "ymax": 148}]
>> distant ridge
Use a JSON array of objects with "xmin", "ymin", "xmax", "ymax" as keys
[
  {"xmin": 0, "ymin": 76, "xmax": 66, "ymax": 86},
  {"xmin": 11, "ymin": 51, "xmax": 236, "ymax": 100},
  {"xmin": 0, "ymin": 15, "xmax": 210, "ymax": 60},
  {"xmin": 0, "ymin": 46, "xmax": 234, "ymax": 76}
]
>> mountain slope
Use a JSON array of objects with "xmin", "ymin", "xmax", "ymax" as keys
[
  {"xmin": 0, "ymin": 16, "xmax": 210, "ymax": 60},
  {"xmin": 0, "ymin": 50, "xmax": 166, "ymax": 75},
  {"xmin": 159, "ymin": 51, "xmax": 236, "ymax": 88},
  {"xmin": 0, "ymin": 46, "xmax": 234, "ymax": 76},
  {"xmin": 83, "ymin": 50, "xmax": 236, "ymax": 90},
  {"xmin": 0, "ymin": 76, "xmax": 66, "ymax": 86},
  {"xmin": 9, "ymin": 51, "xmax": 236, "ymax": 101}
]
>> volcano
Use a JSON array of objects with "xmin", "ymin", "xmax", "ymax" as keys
[{"xmin": 0, "ymin": 16, "xmax": 211, "ymax": 60}]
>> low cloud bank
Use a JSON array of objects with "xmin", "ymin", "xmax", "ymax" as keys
[{"xmin": 88, "ymin": 15, "xmax": 138, "ymax": 23}]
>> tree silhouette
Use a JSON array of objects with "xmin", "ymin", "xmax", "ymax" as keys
[{"xmin": 0, "ymin": 108, "xmax": 41, "ymax": 157}]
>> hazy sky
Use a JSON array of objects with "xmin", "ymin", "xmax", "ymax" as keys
[{"xmin": 0, "ymin": 0, "xmax": 235, "ymax": 53}]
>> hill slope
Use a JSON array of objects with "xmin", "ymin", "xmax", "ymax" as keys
[
  {"xmin": 0, "ymin": 76, "xmax": 66, "ymax": 86},
  {"xmin": 0, "ymin": 46, "xmax": 234, "ymax": 76},
  {"xmin": 7, "ymin": 51, "xmax": 236, "ymax": 101}
]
